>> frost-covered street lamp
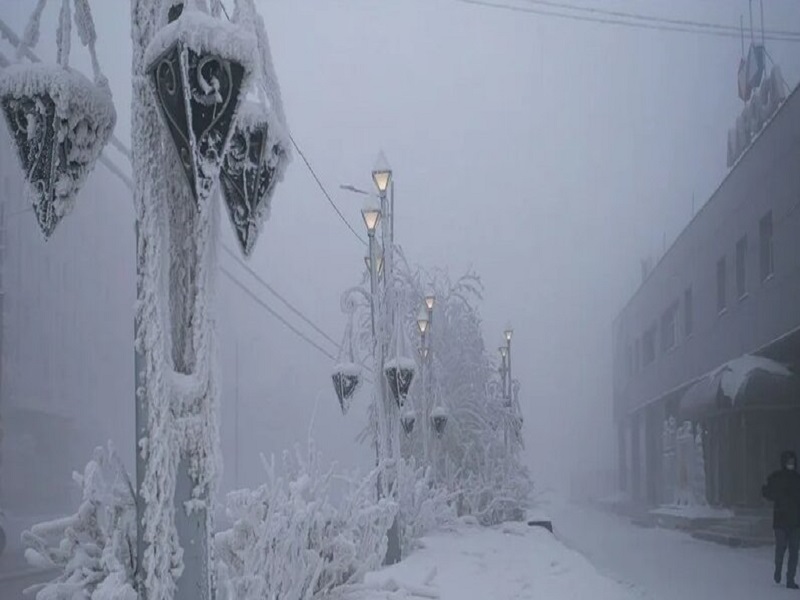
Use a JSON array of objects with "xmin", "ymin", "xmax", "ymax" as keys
[
  {"xmin": 364, "ymin": 248, "xmax": 384, "ymax": 277},
  {"xmin": 504, "ymin": 326, "xmax": 513, "ymax": 401},
  {"xmin": 417, "ymin": 306, "xmax": 429, "ymax": 335},
  {"xmin": 3, "ymin": 1, "xmax": 292, "ymax": 598},
  {"xmin": 425, "ymin": 293, "xmax": 436, "ymax": 312},
  {"xmin": 372, "ymin": 152, "xmax": 392, "ymax": 196},
  {"xmin": 499, "ymin": 345, "xmax": 509, "ymax": 401}
]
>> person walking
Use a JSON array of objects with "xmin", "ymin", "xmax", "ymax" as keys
[{"xmin": 762, "ymin": 450, "xmax": 800, "ymax": 589}]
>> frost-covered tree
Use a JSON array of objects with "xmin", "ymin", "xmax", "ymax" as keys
[
  {"xmin": 214, "ymin": 441, "xmax": 397, "ymax": 600},
  {"xmin": 345, "ymin": 249, "xmax": 532, "ymax": 527},
  {"xmin": 21, "ymin": 444, "xmax": 138, "ymax": 600}
]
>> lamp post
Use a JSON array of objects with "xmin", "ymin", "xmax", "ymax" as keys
[
  {"xmin": 3, "ymin": 2, "xmax": 289, "ymax": 597},
  {"xmin": 499, "ymin": 345, "xmax": 508, "ymax": 401},
  {"xmin": 416, "ymin": 304, "xmax": 430, "ymax": 463},
  {"xmin": 504, "ymin": 326, "xmax": 513, "ymax": 394}
]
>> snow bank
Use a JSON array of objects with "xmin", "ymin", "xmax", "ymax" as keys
[{"xmin": 337, "ymin": 521, "xmax": 638, "ymax": 600}]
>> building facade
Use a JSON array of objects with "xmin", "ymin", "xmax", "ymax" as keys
[{"xmin": 613, "ymin": 83, "xmax": 800, "ymax": 510}]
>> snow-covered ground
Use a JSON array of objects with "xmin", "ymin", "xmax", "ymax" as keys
[
  {"xmin": 339, "ymin": 518, "xmax": 638, "ymax": 599},
  {"xmin": 548, "ymin": 497, "xmax": 781, "ymax": 599}
]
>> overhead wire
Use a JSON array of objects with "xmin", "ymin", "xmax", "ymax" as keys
[
  {"xmin": 0, "ymin": 16, "xmax": 351, "ymax": 365},
  {"xmin": 289, "ymin": 134, "xmax": 368, "ymax": 246},
  {"xmin": 516, "ymin": 0, "xmax": 800, "ymax": 40},
  {"xmin": 212, "ymin": 7, "xmax": 368, "ymax": 247},
  {"xmin": 222, "ymin": 244, "xmax": 341, "ymax": 350},
  {"xmin": 451, "ymin": 0, "xmax": 800, "ymax": 43},
  {"xmin": 221, "ymin": 266, "xmax": 338, "ymax": 362}
]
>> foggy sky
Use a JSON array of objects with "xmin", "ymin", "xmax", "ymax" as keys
[{"xmin": 3, "ymin": 0, "xmax": 800, "ymax": 494}]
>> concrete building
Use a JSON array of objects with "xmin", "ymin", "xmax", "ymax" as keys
[{"xmin": 613, "ymin": 81, "xmax": 800, "ymax": 510}]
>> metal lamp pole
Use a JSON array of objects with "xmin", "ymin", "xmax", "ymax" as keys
[
  {"xmin": 504, "ymin": 327, "xmax": 513, "ymax": 398},
  {"xmin": 416, "ymin": 306, "xmax": 430, "ymax": 464},
  {"xmin": 371, "ymin": 156, "xmax": 403, "ymax": 565}
]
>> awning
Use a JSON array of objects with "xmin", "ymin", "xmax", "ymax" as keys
[{"xmin": 679, "ymin": 355, "xmax": 799, "ymax": 421}]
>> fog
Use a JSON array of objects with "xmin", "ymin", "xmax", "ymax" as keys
[{"xmin": 2, "ymin": 0, "xmax": 800, "ymax": 556}]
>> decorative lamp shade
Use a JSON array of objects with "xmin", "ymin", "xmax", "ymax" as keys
[
  {"xmin": 361, "ymin": 205, "xmax": 381, "ymax": 234},
  {"xmin": 145, "ymin": 10, "xmax": 256, "ymax": 206},
  {"xmin": 401, "ymin": 409, "xmax": 417, "ymax": 435},
  {"xmin": 331, "ymin": 362, "xmax": 362, "ymax": 414},
  {"xmin": 372, "ymin": 151, "xmax": 392, "ymax": 193},
  {"xmin": 364, "ymin": 251, "xmax": 384, "ymax": 275},
  {"xmin": 0, "ymin": 64, "xmax": 115, "ymax": 237},
  {"xmin": 499, "ymin": 346, "xmax": 508, "ymax": 359},
  {"xmin": 417, "ymin": 307, "xmax": 429, "ymax": 335},
  {"xmin": 220, "ymin": 102, "xmax": 288, "ymax": 256},
  {"xmin": 425, "ymin": 294, "xmax": 436, "ymax": 311},
  {"xmin": 384, "ymin": 357, "xmax": 415, "ymax": 408},
  {"xmin": 504, "ymin": 328, "xmax": 513, "ymax": 342},
  {"xmin": 431, "ymin": 405, "xmax": 448, "ymax": 437}
]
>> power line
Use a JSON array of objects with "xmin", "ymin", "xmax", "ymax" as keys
[
  {"xmin": 517, "ymin": 0, "xmax": 800, "ymax": 39},
  {"xmin": 289, "ymin": 134, "xmax": 368, "ymax": 246},
  {"xmin": 211, "ymin": 7, "xmax": 367, "ymax": 247},
  {"xmin": 221, "ymin": 266, "xmax": 338, "ymax": 362},
  {"xmin": 0, "ymin": 17, "xmax": 354, "ymax": 369},
  {"xmin": 452, "ymin": 0, "xmax": 800, "ymax": 43},
  {"xmin": 222, "ymin": 244, "xmax": 341, "ymax": 349}
]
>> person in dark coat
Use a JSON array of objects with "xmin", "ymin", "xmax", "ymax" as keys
[{"xmin": 762, "ymin": 450, "xmax": 800, "ymax": 589}]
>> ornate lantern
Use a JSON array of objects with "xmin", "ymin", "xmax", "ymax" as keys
[
  {"xmin": 219, "ymin": 102, "xmax": 288, "ymax": 255},
  {"xmin": 145, "ymin": 8, "xmax": 256, "ymax": 205},
  {"xmin": 331, "ymin": 362, "xmax": 361, "ymax": 415},
  {"xmin": 384, "ymin": 308, "xmax": 416, "ymax": 408},
  {"xmin": 431, "ymin": 405, "xmax": 448, "ymax": 438},
  {"xmin": 0, "ymin": 1, "xmax": 116, "ymax": 238},
  {"xmin": 219, "ymin": 0, "xmax": 291, "ymax": 257},
  {"xmin": 385, "ymin": 357, "xmax": 415, "ymax": 409},
  {"xmin": 332, "ymin": 292, "xmax": 361, "ymax": 414},
  {"xmin": 400, "ymin": 409, "xmax": 417, "ymax": 435}
]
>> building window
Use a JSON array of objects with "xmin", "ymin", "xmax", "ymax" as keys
[
  {"xmin": 643, "ymin": 325, "xmax": 656, "ymax": 366},
  {"xmin": 736, "ymin": 235, "xmax": 747, "ymax": 299},
  {"xmin": 717, "ymin": 257, "xmax": 727, "ymax": 314},
  {"xmin": 661, "ymin": 303, "xmax": 678, "ymax": 353},
  {"xmin": 684, "ymin": 287, "xmax": 693, "ymax": 336},
  {"xmin": 760, "ymin": 211, "xmax": 774, "ymax": 281}
]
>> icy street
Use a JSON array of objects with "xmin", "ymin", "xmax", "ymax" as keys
[
  {"xmin": 339, "ymin": 499, "xmax": 786, "ymax": 600},
  {"xmin": 550, "ymin": 500, "xmax": 779, "ymax": 600}
]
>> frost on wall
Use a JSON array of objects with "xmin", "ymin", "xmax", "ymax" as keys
[
  {"xmin": 214, "ymin": 442, "xmax": 397, "ymax": 600},
  {"xmin": 21, "ymin": 444, "xmax": 137, "ymax": 600}
]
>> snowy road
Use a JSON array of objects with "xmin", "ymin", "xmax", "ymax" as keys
[
  {"xmin": 549, "ymin": 500, "xmax": 784, "ymax": 599},
  {"xmin": 354, "ymin": 520, "xmax": 638, "ymax": 599}
]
